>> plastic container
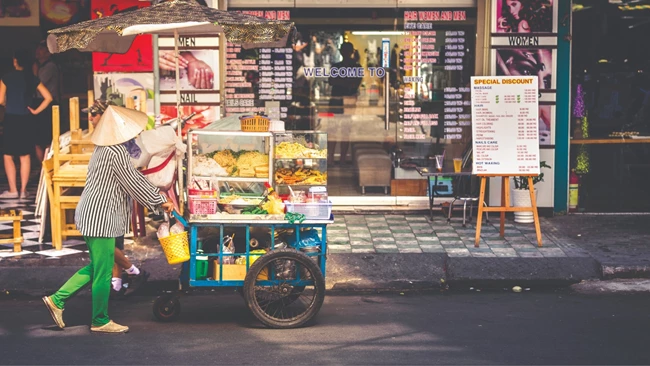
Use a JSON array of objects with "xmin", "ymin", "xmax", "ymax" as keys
[
  {"xmin": 284, "ymin": 200, "xmax": 332, "ymax": 220},
  {"xmin": 308, "ymin": 186, "xmax": 328, "ymax": 201},
  {"xmin": 196, "ymin": 249, "xmax": 209, "ymax": 280},
  {"xmin": 188, "ymin": 196, "xmax": 218, "ymax": 214}
]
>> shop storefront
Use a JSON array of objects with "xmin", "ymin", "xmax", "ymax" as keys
[
  {"xmin": 569, "ymin": 1, "xmax": 650, "ymax": 212},
  {"xmin": 222, "ymin": 1, "xmax": 483, "ymax": 207}
]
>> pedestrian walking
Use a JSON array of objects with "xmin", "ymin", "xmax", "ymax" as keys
[
  {"xmin": 0, "ymin": 49, "xmax": 52, "ymax": 199},
  {"xmin": 42, "ymin": 105, "xmax": 174, "ymax": 333},
  {"xmin": 83, "ymin": 99, "xmax": 149, "ymax": 298}
]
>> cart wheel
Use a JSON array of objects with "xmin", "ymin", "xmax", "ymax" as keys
[
  {"xmin": 243, "ymin": 248, "xmax": 325, "ymax": 329},
  {"xmin": 153, "ymin": 295, "xmax": 181, "ymax": 322}
]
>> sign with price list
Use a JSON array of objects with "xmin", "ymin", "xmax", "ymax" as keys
[{"xmin": 470, "ymin": 76, "xmax": 540, "ymax": 175}]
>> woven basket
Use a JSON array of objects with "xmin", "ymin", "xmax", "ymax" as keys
[
  {"xmin": 159, "ymin": 231, "xmax": 190, "ymax": 265},
  {"xmin": 240, "ymin": 115, "xmax": 270, "ymax": 132}
]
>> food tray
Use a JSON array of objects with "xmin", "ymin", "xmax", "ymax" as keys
[{"xmin": 284, "ymin": 201, "xmax": 332, "ymax": 220}]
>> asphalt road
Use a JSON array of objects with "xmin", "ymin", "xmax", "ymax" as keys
[{"xmin": 1, "ymin": 289, "xmax": 649, "ymax": 365}]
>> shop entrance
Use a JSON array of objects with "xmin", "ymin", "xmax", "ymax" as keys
[{"xmin": 228, "ymin": 8, "xmax": 477, "ymax": 206}]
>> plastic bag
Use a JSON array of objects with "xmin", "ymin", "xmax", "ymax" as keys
[
  {"xmin": 262, "ymin": 196, "xmax": 285, "ymax": 215},
  {"xmin": 286, "ymin": 229, "xmax": 321, "ymax": 248},
  {"xmin": 157, "ymin": 222, "xmax": 170, "ymax": 239},
  {"xmin": 220, "ymin": 235, "xmax": 235, "ymax": 264},
  {"xmin": 144, "ymin": 151, "xmax": 176, "ymax": 190},
  {"xmin": 170, "ymin": 221, "xmax": 185, "ymax": 235}
]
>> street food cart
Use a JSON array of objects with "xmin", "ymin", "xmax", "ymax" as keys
[{"xmin": 153, "ymin": 121, "xmax": 332, "ymax": 328}]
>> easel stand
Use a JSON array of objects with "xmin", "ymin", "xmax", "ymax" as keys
[{"xmin": 474, "ymin": 175, "xmax": 542, "ymax": 248}]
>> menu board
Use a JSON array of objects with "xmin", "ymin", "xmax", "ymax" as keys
[
  {"xmin": 225, "ymin": 10, "xmax": 293, "ymax": 118},
  {"xmin": 398, "ymin": 10, "xmax": 472, "ymax": 143},
  {"xmin": 471, "ymin": 76, "xmax": 540, "ymax": 175}
]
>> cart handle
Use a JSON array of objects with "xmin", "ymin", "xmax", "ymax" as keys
[{"xmin": 171, "ymin": 210, "xmax": 188, "ymax": 227}]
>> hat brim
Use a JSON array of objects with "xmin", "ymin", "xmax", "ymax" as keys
[
  {"xmin": 91, "ymin": 106, "xmax": 149, "ymax": 146},
  {"xmin": 81, "ymin": 107, "xmax": 90, "ymax": 113}
]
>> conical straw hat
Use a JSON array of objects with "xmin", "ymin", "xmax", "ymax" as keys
[{"xmin": 91, "ymin": 105, "xmax": 148, "ymax": 146}]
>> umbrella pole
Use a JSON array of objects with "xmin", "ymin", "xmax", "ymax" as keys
[{"xmin": 175, "ymin": 29, "xmax": 184, "ymax": 215}]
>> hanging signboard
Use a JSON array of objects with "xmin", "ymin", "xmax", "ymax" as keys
[{"xmin": 471, "ymin": 76, "xmax": 540, "ymax": 175}]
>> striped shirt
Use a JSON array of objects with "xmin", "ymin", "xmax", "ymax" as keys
[{"xmin": 75, "ymin": 144, "xmax": 167, "ymax": 238}]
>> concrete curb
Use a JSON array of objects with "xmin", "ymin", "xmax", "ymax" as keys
[
  {"xmin": 601, "ymin": 264, "xmax": 650, "ymax": 280},
  {"xmin": 0, "ymin": 253, "xmax": 602, "ymax": 295}
]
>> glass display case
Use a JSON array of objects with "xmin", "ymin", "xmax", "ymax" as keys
[
  {"xmin": 187, "ymin": 130, "xmax": 274, "ymax": 217},
  {"xmin": 273, "ymin": 131, "xmax": 328, "ymax": 197}
]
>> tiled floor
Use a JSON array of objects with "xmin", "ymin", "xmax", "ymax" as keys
[
  {"xmin": 326, "ymin": 214, "xmax": 583, "ymax": 258},
  {"xmin": 0, "ymin": 193, "xmax": 135, "ymax": 260}
]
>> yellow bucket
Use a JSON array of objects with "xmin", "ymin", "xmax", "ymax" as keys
[{"xmin": 159, "ymin": 231, "xmax": 190, "ymax": 265}]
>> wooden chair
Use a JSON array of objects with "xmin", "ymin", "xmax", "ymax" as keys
[{"xmin": 44, "ymin": 97, "xmax": 92, "ymax": 249}]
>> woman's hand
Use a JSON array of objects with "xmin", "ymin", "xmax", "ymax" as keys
[
  {"xmin": 159, "ymin": 50, "xmax": 189, "ymax": 71},
  {"xmin": 187, "ymin": 59, "xmax": 213, "ymax": 89},
  {"xmin": 27, "ymin": 106, "xmax": 39, "ymax": 115},
  {"xmin": 161, "ymin": 201, "xmax": 174, "ymax": 213}
]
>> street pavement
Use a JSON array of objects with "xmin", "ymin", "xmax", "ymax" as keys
[{"xmin": 1, "ymin": 289, "xmax": 649, "ymax": 365}]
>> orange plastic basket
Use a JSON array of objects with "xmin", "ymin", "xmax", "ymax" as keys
[{"xmin": 240, "ymin": 115, "xmax": 270, "ymax": 132}]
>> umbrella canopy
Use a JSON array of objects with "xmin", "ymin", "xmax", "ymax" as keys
[
  {"xmin": 92, "ymin": 106, "xmax": 149, "ymax": 146},
  {"xmin": 46, "ymin": 0, "xmax": 294, "ymax": 54}
]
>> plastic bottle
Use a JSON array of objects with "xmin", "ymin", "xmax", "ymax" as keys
[{"xmin": 569, "ymin": 169, "xmax": 579, "ymax": 212}]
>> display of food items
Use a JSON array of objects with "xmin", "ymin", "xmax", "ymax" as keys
[
  {"xmin": 193, "ymin": 149, "xmax": 269, "ymax": 178},
  {"xmin": 219, "ymin": 195, "xmax": 262, "ymax": 205},
  {"xmin": 275, "ymin": 142, "xmax": 327, "ymax": 159},
  {"xmin": 275, "ymin": 167, "xmax": 327, "ymax": 185},
  {"xmin": 609, "ymin": 131, "xmax": 640, "ymax": 138}
]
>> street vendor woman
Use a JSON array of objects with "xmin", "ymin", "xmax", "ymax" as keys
[
  {"xmin": 84, "ymin": 99, "xmax": 149, "ymax": 298},
  {"xmin": 42, "ymin": 105, "xmax": 174, "ymax": 334}
]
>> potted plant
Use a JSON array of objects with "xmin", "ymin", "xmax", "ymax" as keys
[{"xmin": 511, "ymin": 161, "xmax": 551, "ymax": 223}]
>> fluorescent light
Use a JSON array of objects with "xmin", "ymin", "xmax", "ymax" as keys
[{"xmin": 351, "ymin": 31, "xmax": 406, "ymax": 36}]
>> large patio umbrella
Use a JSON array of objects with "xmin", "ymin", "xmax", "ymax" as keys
[{"xmin": 47, "ymin": 0, "xmax": 294, "ymax": 212}]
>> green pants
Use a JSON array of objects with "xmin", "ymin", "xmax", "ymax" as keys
[{"xmin": 51, "ymin": 237, "xmax": 115, "ymax": 327}]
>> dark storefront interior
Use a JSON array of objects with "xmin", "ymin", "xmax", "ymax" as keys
[{"xmin": 571, "ymin": 0, "xmax": 650, "ymax": 212}]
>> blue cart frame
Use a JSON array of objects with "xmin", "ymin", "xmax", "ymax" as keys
[{"xmin": 153, "ymin": 212, "xmax": 332, "ymax": 328}]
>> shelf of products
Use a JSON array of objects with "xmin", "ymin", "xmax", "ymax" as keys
[
  {"xmin": 272, "ymin": 131, "xmax": 328, "ymax": 189},
  {"xmin": 187, "ymin": 130, "xmax": 275, "ymax": 219}
]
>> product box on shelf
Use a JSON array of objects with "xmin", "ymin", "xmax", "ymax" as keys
[{"xmin": 212, "ymin": 262, "xmax": 269, "ymax": 281}]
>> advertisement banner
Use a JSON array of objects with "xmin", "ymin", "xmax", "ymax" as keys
[{"xmin": 91, "ymin": 0, "xmax": 153, "ymax": 72}]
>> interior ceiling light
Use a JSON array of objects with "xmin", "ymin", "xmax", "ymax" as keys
[{"xmin": 351, "ymin": 31, "xmax": 406, "ymax": 36}]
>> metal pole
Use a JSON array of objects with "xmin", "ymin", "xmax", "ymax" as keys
[
  {"xmin": 175, "ymin": 29, "xmax": 184, "ymax": 214},
  {"xmin": 385, "ymin": 71, "xmax": 390, "ymax": 130}
]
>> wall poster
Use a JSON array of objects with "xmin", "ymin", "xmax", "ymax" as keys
[
  {"xmin": 0, "ymin": 0, "xmax": 39, "ymax": 26},
  {"xmin": 93, "ymin": 73, "xmax": 155, "ymax": 127},
  {"xmin": 471, "ymin": 76, "xmax": 540, "ymax": 175},
  {"xmin": 493, "ymin": 0, "xmax": 555, "ymax": 34},
  {"xmin": 40, "ymin": 0, "xmax": 90, "ymax": 32},
  {"xmin": 91, "ymin": 0, "xmax": 153, "ymax": 72}
]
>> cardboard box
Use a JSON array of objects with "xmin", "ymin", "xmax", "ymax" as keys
[{"xmin": 212, "ymin": 261, "xmax": 268, "ymax": 281}]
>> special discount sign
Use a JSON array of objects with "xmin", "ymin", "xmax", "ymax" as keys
[{"xmin": 471, "ymin": 76, "xmax": 540, "ymax": 175}]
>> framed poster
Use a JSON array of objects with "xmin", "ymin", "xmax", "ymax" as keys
[
  {"xmin": 471, "ymin": 76, "xmax": 540, "ymax": 175},
  {"xmin": 492, "ymin": 0, "xmax": 556, "ymax": 34},
  {"xmin": 493, "ymin": 48, "xmax": 556, "ymax": 91},
  {"xmin": 158, "ymin": 36, "xmax": 220, "ymax": 91},
  {"xmin": 91, "ymin": 0, "xmax": 152, "ymax": 72},
  {"xmin": 159, "ymin": 105, "xmax": 220, "ymax": 136},
  {"xmin": 40, "ymin": 0, "xmax": 90, "ymax": 32},
  {"xmin": 0, "ymin": 0, "xmax": 39, "ymax": 26},
  {"xmin": 93, "ymin": 73, "xmax": 155, "ymax": 127},
  {"xmin": 539, "ymin": 104, "xmax": 555, "ymax": 146}
]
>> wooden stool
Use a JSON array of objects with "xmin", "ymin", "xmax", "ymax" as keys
[{"xmin": 0, "ymin": 210, "xmax": 23, "ymax": 252}]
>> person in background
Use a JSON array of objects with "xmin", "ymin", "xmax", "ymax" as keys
[
  {"xmin": 43, "ymin": 105, "xmax": 174, "ymax": 334},
  {"xmin": 0, "ymin": 49, "xmax": 52, "ymax": 199},
  {"xmin": 33, "ymin": 40, "xmax": 60, "ymax": 162},
  {"xmin": 84, "ymin": 99, "xmax": 149, "ymax": 297},
  {"xmin": 327, "ymin": 42, "xmax": 362, "ymax": 164}
]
